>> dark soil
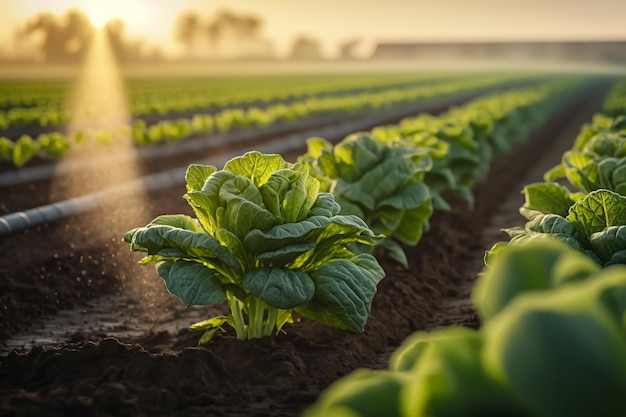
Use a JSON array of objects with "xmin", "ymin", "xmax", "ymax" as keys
[{"xmin": 0, "ymin": 81, "xmax": 610, "ymax": 417}]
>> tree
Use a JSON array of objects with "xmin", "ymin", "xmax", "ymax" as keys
[
  {"xmin": 289, "ymin": 36, "xmax": 322, "ymax": 60},
  {"xmin": 17, "ymin": 9, "xmax": 93, "ymax": 63},
  {"xmin": 339, "ymin": 39, "xmax": 361, "ymax": 60},
  {"xmin": 172, "ymin": 8, "xmax": 274, "ymax": 59},
  {"xmin": 174, "ymin": 11, "xmax": 201, "ymax": 56}
]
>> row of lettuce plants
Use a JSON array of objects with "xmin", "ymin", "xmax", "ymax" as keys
[
  {"xmin": 123, "ymin": 77, "xmax": 588, "ymax": 344},
  {"xmin": 0, "ymin": 73, "xmax": 449, "ymax": 123},
  {"xmin": 125, "ymin": 72, "xmax": 456, "ymax": 117},
  {"xmin": 298, "ymin": 77, "xmax": 585, "ymax": 265},
  {"xmin": 0, "ymin": 74, "xmax": 529, "ymax": 167},
  {"xmin": 303, "ymin": 80, "xmax": 626, "ymax": 417},
  {"xmin": 489, "ymin": 101, "xmax": 626, "ymax": 267},
  {"xmin": 0, "ymin": 81, "xmax": 67, "ymax": 109}
]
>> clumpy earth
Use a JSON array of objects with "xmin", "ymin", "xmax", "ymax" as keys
[{"xmin": 0, "ymin": 83, "xmax": 608, "ymax": 416}]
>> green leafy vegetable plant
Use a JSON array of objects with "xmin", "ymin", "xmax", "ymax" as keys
[
  {"xmin": 544, "ymin": 131, "xmax": 626, "ymax": 196},
  {"xmin": 0, "ymin": 137, "xmax": 13, "ymax": 161},
  {"xmin": 13, "ymin": 134, "xmax": 38, "ymax": 167},
  {"xmin": 299, "ymin": 132, "xmax": 433, "ymax": 266},
  {"xmin": 124, "ymin": 151, "xmax": 385, "ymax": 343},
  {"xmin": 305, "ymin": 241, "xmax": 626, "ymax": 417},
  {"xmin": 489, "ymin": 187, "xmax": 626, "ymax": 267}
]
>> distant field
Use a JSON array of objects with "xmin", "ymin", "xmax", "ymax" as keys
[{"xmin": 1, "ymin": 58, "xmax": 626, "ymax": 80}]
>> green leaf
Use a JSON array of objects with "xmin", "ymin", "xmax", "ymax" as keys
[
  {"xmin": 256, "ymin": 242, "xmax": 316, "ymax": 265},
  {"xmin": 0, "ymin": 137, "xmax": 14, "ymax": 161},
  {"xmin": 302, "ymin": 368, "xmax": 404, "ymax": 417},
  {"xmin": 214, "ymin": 228, "xmax": 249, "ymax": 269},
  {"xmin": 424, "ymin": 166, "xmax": 456, "ymax": 193},
  {"xmin": 242, "ymin": 268, "xmax": 315, "ymax": 309},
  {"xmin": 334, "ymin": 133, "xmax": 382, "ymax": 183},
  {"xmin": 155, "ymin": 259, "xmax": 226, "ymax": 307},
  {"xmin": 523, "ymin": 182, "xmax": 577, "ymax": 217},
  {"xmin": 190, "ymin": 171, "xmax": 277, "ymax": 240},
  {"xmin": 584, "ymin": 132, "xmax": 626, "ymax": 158},
  {"xmin": 472, "ymin": 240, "xmax": 601, "ymax": 322},
  {"xmin": 146, "ymin": 214, "xmax": 204, "ymax": 232},
  {"xmin": 607, "ymin": 250, "xmax": 626, "ymax": 266},
  {"xmin": 376, "ymin": 182, "xmax": 431, "ymax": 211},
  {"xmin": 483, "ymin": 267, "xmax": 626, "ymax": 417},
  {"xmin": 334, "ymin": 177, "xmax": 375, "ymax": 211},
  {"xmin": 378, "ymin": 238, "xmax": 408, "ymax": 268},
  {"xmin": 296, "ymin": 254, "xmax": 385, "ymax": 332},
  {"xmin": 126, "ymin": 224, "xmax": 241, "ymax": 272},
  {"xmin": 303, "ymin": 369, "xmax": 408, "ymax": 417},
  {"xmin": 305, "ymin": 136, "xmax": 333, "ymax": 158},
  {"xmin": 260, "ymin": 165, "xmax": 319, "ymax": 224},
  {"xmin": 185, "ymin": 170, "xmax": 238, "ymax": 233},
  {"xmin": 223, "ymin": 197, "xmax": 277, "ymax": 240},
  {"xmin": 525, "ymin": 212, "xmax": 580, "ymax": 238},
  {"xmin": 198, "ymin": 328, "xmax": 221, "ymax": 345},
  {"xmin": 308, "ymin": 192, "xmax": 341, "ymax": 217},
  {"xmin": 13, "ymin": 135, "xmax": 37, "ymax": 167},
  {"xmin": 223, "ymin": 151, "xmax": 288, "ymax": 187},
  {"xmin": 566, "ymin": 189, "xmax": 626, "ymax": 238},
  {"xmin": 391, "ymin": 201, "xmax": 433, "ymax": 245},
  {"xmin": 389, "ymin": 328, "xmax": 520, "ymax": 417},
  {"xmin": 562, "ymin": 151, "xmax": 598, "ymax": 192},
  {"xmin": 243, "ymin": 215, "xmax": 380, "ymax": 258},
  {"xmin": 589, "ymin": 226, "xmax": 626, "ymax": 264},
  {"xmin": 190, "ymin": 316, "xmax": 233, "ymax": 344},
  {"xmin": 189, "ymin": 315, "xmax": 233, "ymax": 331},
  {"xmin": 185, "ymin": 164, "xmax": 218, "ymax": 192},
  {"xmin": 611, "ymin": 160, "xmax": 626, "ymax": 195}
]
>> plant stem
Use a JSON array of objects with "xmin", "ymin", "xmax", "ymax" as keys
[
  {"xmin": 227, "ymin": 292, "xmax": 247, "ymax": 340},
  {"xmin": 264, "ymin": 308, "xmax": 278, "ymax": 335},
  {"xmin": 248, "ymin": 297, "xmax": 275, "ymax": 339}
]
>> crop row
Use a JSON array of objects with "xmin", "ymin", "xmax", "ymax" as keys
[
  {"xmin": 125, "ymin": 72, "xmax": 458, "ymax": 116},
  {"xmin": 304, "ymin": 80, "xmax": 626, "ymax": 417},
  {"xmin": 0, "ymin": 74, "xmax": 532, "ymax": 167},
  {"xmin": 0, "ymin": 72, "xmax": 457, "ymax": 129},
  {"xmin": 123, "ymin": 77, "xmax": 589, "ymax": 345}
]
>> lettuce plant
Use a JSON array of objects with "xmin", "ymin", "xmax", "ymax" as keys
[
  {"xmin": 13, "ymin": 134, "xmax": 38, "ymax": 167},
  {"xmin": 298, "ymin": 132, "xmax": 433, "ymax": 266},
  {"xmin": 394, "ymin": 114, "xmax": 481, "ymax": 207},
  {"xmin": 37, "ymin": 132, "xmax": 71, "ymax": 159},
  {"xmin": 544, "ymin": 132, "xmax": 626, "ymax": 196},
  {"xmin": 489, "ymin": 187, "xmax": 626, "ymax": 266},
  {"xmin": 474, "ymin": 239, "xmax": 601, "ymax": 321},
  {"xmin": 305, "ymin": 241, "xmax": 626, "ymax": 417},
  {"xmin": 481, "ymin": 260, "xmax": 626, "ymax": 417},
  {"xmin": 0, "ymin": 137, "xmax": 13, "ymax": 161},
  {"xmin": 124, "ymin": 151, "xmax": 385, "ymax": 343}
]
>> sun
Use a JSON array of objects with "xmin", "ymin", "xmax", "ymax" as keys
[{"xmin": 83, "ymin": 0, "xmax": 146, "ymax": 28}]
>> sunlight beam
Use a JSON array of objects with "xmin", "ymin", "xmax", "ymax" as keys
[{"xmin": 84, "ymin": 0, "xmax": 144, "ymax": 28}]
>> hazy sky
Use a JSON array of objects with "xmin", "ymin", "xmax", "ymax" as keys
[{"xmin": 1, "ymin": 0, "xmax": 626, "ymax": 58}]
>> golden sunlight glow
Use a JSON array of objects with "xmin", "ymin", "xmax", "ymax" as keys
[
  {"xmin": 67, "ymin": 29, "xmax": 129, "ymax": 136},
  {"xmin": 60, "ymin": 28, "xmax": 148, "ymax": 249},
  {"xmin": 58, "ymin": 26, "xmax": 154, "ymax": 297},
  {"xmin": 84, "ymin": 0, "xmax": 147, "ymax": 28}
]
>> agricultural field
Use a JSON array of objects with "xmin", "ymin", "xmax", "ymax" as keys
[{"xmin": 1, "ymin": 65, "xmax": 625, "ymax": 417}]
